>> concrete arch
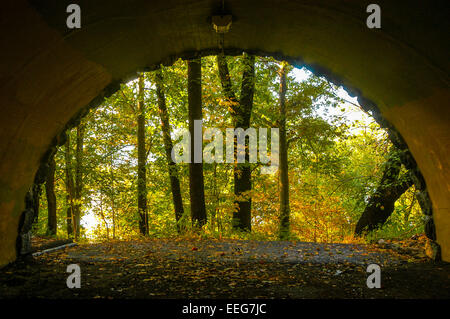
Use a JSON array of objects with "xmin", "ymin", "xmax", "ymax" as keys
[{"xmin": 0, "ymin": 0, "xmax": 449, "ymax": 266}]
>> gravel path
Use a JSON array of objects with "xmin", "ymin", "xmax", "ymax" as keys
[
  {"xmin": 1, "ymin": 239, "xmax": 448, "ymax": 299},
  {"xmin": 65, "ymin": 239, "xmax": 408, "ymax": 266}
]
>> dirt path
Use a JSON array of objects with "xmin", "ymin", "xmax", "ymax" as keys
[{"xmin": 0, "ymin": 239, "xmax": 449, "ymax": 299}]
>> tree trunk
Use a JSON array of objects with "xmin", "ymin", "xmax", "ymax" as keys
[
  {"xmin": 154, "ymin": 68, "xmax": 185, "ymax": 232},
  {"xmin": 74, "ymin": 123, "xmax": 85, "ymax": 240},
  {"xmin": 354, "ymin": 150, "xmax": 413, "ymax": 235},
  {"xmin": 45, "ymin": 154, "xmax": 57, "ymax": 236},
  {"xmin": 110, "ymin": 164, "xmax": 116, "ymax": 240},
  {"xmin": 278, "ymin": 61, "xmax": 290, "ymax": 240},
  {"xmin": 107, "ymin": 151, "xmax": 117, "ymax": 240},
  {"xmin": 64, "ymin": 133, "xmax": 75, "ymax": 237},
  {"xmin": 187, "ymin": 58, "xmax": 207, "ymax": 228},
  {"xmin": 216, "ymin": 53, "xmax": 255, "ymax": 231},
  {"xmin": 32, "ymin": 183, "xmax": 41, "ymax": 224},
  {"xmin": 137, "ymin": 73, "xmax": 149, "ymax": 236}
]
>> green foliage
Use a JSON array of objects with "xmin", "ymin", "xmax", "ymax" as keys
[{"xmin": 31, "ymin": 55, "xmax": 424, "ymax": 243}]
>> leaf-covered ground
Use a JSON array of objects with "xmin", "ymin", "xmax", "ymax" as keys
[{"xmin": 0, "ymin": 238, "xmax": 449, "ymax": 299}]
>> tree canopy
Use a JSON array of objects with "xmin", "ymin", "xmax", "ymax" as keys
[{"xmin": 31, "ymin": 55, "xmax": 425, "ymax": 244}]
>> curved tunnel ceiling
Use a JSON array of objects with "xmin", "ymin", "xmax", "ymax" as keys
[{"xmin": 0, "ymin": 0, "xmax": 449, "ymax": 265}]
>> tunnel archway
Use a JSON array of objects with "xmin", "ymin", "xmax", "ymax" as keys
[{"xmin": 0, "ymin": 0, "xmax": 449, "ymax": 266}]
